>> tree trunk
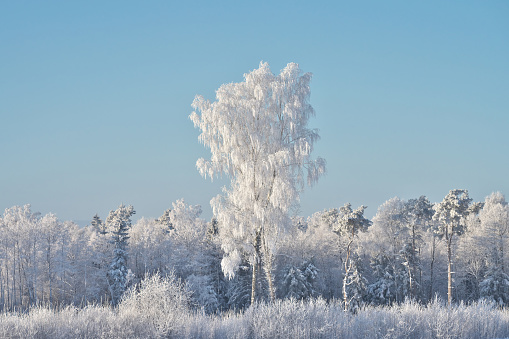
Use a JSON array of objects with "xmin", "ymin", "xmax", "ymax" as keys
[
  {"xmin": 264, "ymin": 255, "xmax": 276, "ymax": 302},
  {"xmin": 410, "ymin": 224, "xmax": 416, "ymax": 298},
  {"xmin": 447, "ymin": 235, "xmax": 453, "ymax": 307},
  {"xmin": 261, "ymin": 229, "xmax": 276, "ymax": 302},
  {"xmin": 342, "ymin": 239, "xmax": 353, "ymax": 312},
  {"xmin": 250, "ymin": 262, "xmax": 257, "ymax": 305},
  {"xmin": 250, "ymin": 230, "xmax": 261, "ymax": 305},
  {"xmin": 500, "ymin": 235, "xmax": 505, "ymax": 272},
  {"xmin": 429, "ymin": 236, "xmax": 436, "ymax": 302}
]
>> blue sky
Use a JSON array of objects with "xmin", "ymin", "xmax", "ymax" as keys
[{"xmin": 1, "ymin": 1, "xmax": 508, "ymax": 223}]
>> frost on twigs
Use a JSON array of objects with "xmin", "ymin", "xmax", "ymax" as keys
[
  {"xmin": 119, "ymin": 272, "xmax": 191, "ymax": 336},
  {"xmin": 190, "ymin": 62, "xmax": 325, "ymax": 300}
]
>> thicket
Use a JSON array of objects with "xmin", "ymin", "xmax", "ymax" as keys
[{"xmin": 1, "ymin": 274, "xmax": 509, "ymax": 339}]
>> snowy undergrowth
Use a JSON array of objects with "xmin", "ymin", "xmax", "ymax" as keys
[{"xmin": 2, "ymin": 285, "xmax": 509, "ymax": 338}]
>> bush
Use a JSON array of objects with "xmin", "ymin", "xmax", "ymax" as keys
[{"xmin": 118, "ymin": 272, "xmax": 192, "ymax": 336}]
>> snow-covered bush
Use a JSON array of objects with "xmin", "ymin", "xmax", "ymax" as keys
[{"xmin": 118, "ymin": 272, "xmax": 191, "ymax": 336}]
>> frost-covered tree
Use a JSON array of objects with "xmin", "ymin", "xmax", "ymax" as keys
[
  {"xmin": 403, "ymin": 196, "xmax": 434, "ymax": 299},
  {"xmin": 343, "ymin": 254, "xmax": 367, "ymax": 313},
  {"xmin": 369, "ymin": 197, "xmax": 408, "ymax": 302},
  {"xmin": 280, "ymin": 261, "xmax": 318, "ymax": 300},
  {"xmin": 106, "ymin": 204, "xmax": 135, "ymax": 306},
  {"xmin": 480, "ymin": 250, "xmax": 509, "ymax": 306},
  {"xmin": 331, "ymin": 203, "xmax": 371, "ymax": 311},
  {"xmin": 367, "ymin": 252, "xmax": 396, "ymax": 306},
  {"xmin": 479, "ymin": 192, "xmax": 509, "ymax": 272},
  {"xmin": 433, "ymin": 189, "xmax": 472, "ymax": 306},
  {"xmin": 129, "ymin": 217, "xmax": 169, "ymax": 278},
  {"xmin": 91, "ymin": 214, "xmax": 106, "ymax": 235},
  {"xmin": 190, "ymin": 62, "xmax": 325, "ymax": 303},
  {"xmin": 1, "ymin": 205, "xmax": 41, "ymax": 308},
  {"xmin": 157, "ymin": 208, "xmax": 174, "ymax": 233},
  {"xmin": 225, "ymin": 263, "xmax": 252, "ymax": 310}
]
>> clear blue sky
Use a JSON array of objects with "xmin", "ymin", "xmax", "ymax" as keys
[{"xmin": 1, "ymin": 1, "xmax": 508, "ymax": 223}]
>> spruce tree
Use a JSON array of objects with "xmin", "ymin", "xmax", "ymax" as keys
[{"xmin": 106, "ymin": 204, "xmax": 135, "ymax": 306}]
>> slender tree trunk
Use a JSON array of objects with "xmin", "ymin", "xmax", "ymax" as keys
[
  {"xmin": 447, "ymin": 235, "xmax": 453, "ymax": 307},
  {"xmin": 33, "ymin": 240, "xmax": 37, "ymax": 306},
  {"xmin": 0, "ymin": 268, "xmax": 4, "ymax": 311},
  {"xmin": 500, "ymin": 235, "xmax": 505, "ymax": 272},
  {"xmin": 410, "ymin": 224, "xmax": 416, "ymax": 298},
  {"xmin": 5, "ymin": 247, "xmax": 10, "ymax": 309},
  {"xmin": 407, "ymin": 263, "xmax": 413, "ymax": 300},
  {"xmin": 12, "ymin": 242, "xmax": 16, "ymax": 308},
  {"xmin": 343, "ymin": 239, "xmax": 353, "ymax": 312},
  {"xmin": 429, "ymin": 236, "xmax": 436, "ymax": 302},
  {"xmin": 250, "ymin": 230, "xmax": 261, "ymax": 305},
  {"xmin": 419, "ymin": 246, "xmax": 422, "ymax": 296},
  {"xmin": 261, "ymin": 227, "xmax": 276, "ymax": 302},
  {"xmin": 250, "ymin": 262, "xmax": 257, "ymax": 305},
  {"xmin": 264, "ymin": 256, "xmax": 276, "ymax": 302}
]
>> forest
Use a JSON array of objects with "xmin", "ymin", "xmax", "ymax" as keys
[
  {"xmin": 1, "ymin": 192, "xmax": 509, "ymax": 338},
  {"xmin": 2, "ymin": 63, "xmax": 509, "ymax": 338}
]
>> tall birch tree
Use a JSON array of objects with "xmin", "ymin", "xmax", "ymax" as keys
[{"xmin": 190, "ymin": 62, "xmax": 325, "ymax": 303}]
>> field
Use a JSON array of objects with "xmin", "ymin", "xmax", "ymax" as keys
[{"xmin": 2, "ymin": 297, "xmax": 509, "ymax": 338}]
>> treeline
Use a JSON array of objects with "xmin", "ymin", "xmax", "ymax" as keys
[{"xmin": 0, "ymin": 190, "xmax": 508, "ymax": 312}]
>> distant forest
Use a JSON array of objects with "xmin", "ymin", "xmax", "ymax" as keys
[{"xmin": 0, "ymin": 189, "xmax": 508, "ymax": 313}]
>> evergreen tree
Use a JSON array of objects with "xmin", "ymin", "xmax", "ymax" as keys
[
  {"xmin": 91, "ymin": 214, "xmax": 106, "ymax": 235},
  {"xmin": 343, "ymin": 254, "xmax": 367, "ymax": 313},
  {"xmin": 367, "ymin": 252, "xmax": 396, "ymax": 306},
  {"xmin": 433, "ymin": 189, "xmax": 472, "ymax": 306},
  {"xmin": 106, "ymin": 204, "xmax": 135, "ymax": 306},
  {"xmin": 226, "ymin": 263, "xmax": 252, "ymax": 310},
  {"xmin": 280, "ymin": 261, "xmax": 318, "ymax": 300},
  {"xmin": 480, "ymin": 251, "xmax": 509, "ymax": 306},
  {"xmin": 331, "ymin": 203, "xmax": 371, "ymax": 311},
  {"xmin": 157, "ymin": 208, "xmax": 174, "ymax": 233}
]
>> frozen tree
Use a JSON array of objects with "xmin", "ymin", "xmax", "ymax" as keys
[
  {"xmin": 403, "ymin": 196, "xmax": 434, "ymax": 299},
  {"xmin": 190, "ymin": 61, "xmax": 325, "ymax": 303},
  {"xmin": 369, "ymin": 197, "xmax": 408, "ymax": 302},
  {"xmin": 39, "ymin": 213, "xmax": 61, "ymax": 306},
  {"xmin": 367, "ymin": 252, "xmax": 396, "ymax": 306},
  {"xmin": 433, "ymin": 189, "xmax": 472, "ymax": 306},
  {"xmin": 331, "ymin": 203, "xmax": 371, "ymax": 311},
  {"xmin": 343, "ymin": 254, "xmax": 367, "ymax": 312},
  {"xmin": 106, "ymin": 204, "xmax": 135, "ymax": 306},
  {"xmin": 480, "ymin": 250, "xmax": 509, "ymax": 305},
  {"xmin": 479, "ymin": 192, "xmax": 509, "ymax": 272},
  {"xmin": 157, "ymin": 208, "xmax": 174, "ymax": 233},
  {"xmin": 280, "ymin": 261, "xmax": 318, "ymax": 300},
  {"xmin": 225, "ymin": 263, "xmax": 252, "ymax": 310},
  {"xmin": 478, "ymin": 197, "xmax": 509, "ymax": 305},
  {"xmin": 129, "ymin": 217, "xmax": 169, "ymax": 278},
  {"xmin": 91, "ymin": 214, "xmax": 106, "ymax": 235},
  {"xmin": 1, "ymin": 205, "xmax": 41, "ymax": 308}
]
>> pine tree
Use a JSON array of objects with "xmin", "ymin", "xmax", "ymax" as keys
[
  {"xmin": 433, "ymin": 189, "xmax": 472, "ymax": 306},
  {"xmin": 106, "ymin": 204, "xmax": 135, "ymax": 306}
]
